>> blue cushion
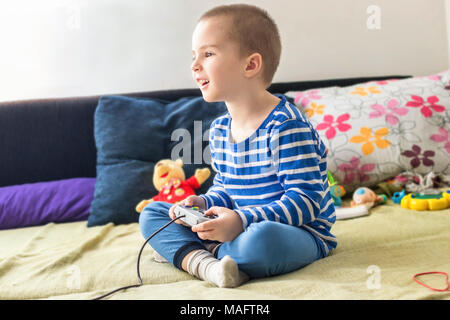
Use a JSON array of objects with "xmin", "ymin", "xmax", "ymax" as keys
[{"xmin": 87, "ymin": 95, "xmax": 227, "ymax": 227}]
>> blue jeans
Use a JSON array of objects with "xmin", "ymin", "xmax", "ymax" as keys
[{"xmin": 139, "ymin": 201, "xmax": 323, "ymax": 278}]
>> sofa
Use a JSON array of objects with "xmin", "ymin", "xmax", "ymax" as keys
[{"xmin": 1, "ymin": 73, "xmax": 449, "ymax": 300}]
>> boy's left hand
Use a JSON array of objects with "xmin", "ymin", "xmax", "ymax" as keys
[{"xmin": 191, "ymin": 206, "xmax": 243, "ymax": 243}]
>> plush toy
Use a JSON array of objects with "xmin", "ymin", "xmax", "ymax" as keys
[
  {"xmin": 135, "ymin": 158, "xmax": 211, "ymax": 213},
  {"xmin": 351, "ymin": 187, "xmax": 387, "ymax": 208}
]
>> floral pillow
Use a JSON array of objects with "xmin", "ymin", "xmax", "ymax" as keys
[{"xmin": 285, "ymin": 69, "xmax": 450, "ymax": 192}]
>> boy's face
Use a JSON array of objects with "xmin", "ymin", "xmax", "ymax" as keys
[{"xmin": 191, "ymin": 16, "xmax": 247, "ymax": 102}]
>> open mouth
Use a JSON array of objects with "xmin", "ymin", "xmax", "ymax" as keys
[{"xmin": 199, "ymin": 79, "xmax": 210, "ymax": 89}]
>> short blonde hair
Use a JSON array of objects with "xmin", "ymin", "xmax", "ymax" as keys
[{"xmin": 199, "ymin": 4, "xmax": 282, "ymax": 88}]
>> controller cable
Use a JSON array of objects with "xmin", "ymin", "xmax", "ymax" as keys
[{"xmin": 92, "ymin": 215, "xmax": 185, "ymax": 300}]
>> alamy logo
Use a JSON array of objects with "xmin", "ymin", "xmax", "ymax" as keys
[
  {"xmin": 170, "ymin": 121, "xmax": 281, "ymax": 173},
  {"xmin": 366, "ymin": 265, "xmax": 381, "ymax": 290},
  {"xmin": 66, "ymin": 264, "xmax": 81, "ymax": 290},
  {"xmin": 366, "ymin": 5, "xmax": 381, "ymax": 30},
  {"xmin": 170, "ymin": 121, "xmax": 211, "ymax": 165}
]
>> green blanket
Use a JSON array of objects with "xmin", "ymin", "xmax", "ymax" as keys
[{"xmin": 1, "ymin": 200, "xmax": 449, "ymax": 300}]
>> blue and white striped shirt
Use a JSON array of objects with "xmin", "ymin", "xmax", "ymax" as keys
[{"xmin": 199, "ymin": 95, "xmax": 337, "ymax": 256}]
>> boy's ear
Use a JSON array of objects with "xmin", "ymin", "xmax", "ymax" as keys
[{"xmin": 244, "ymin": 53, "xmax": 262, "ymax": 79}]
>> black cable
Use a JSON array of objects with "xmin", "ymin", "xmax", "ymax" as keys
[{"xmin": 92, "ymin": 215, "xmax": 185, "ymax": 300}]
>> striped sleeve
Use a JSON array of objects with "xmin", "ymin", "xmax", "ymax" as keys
[
  {"xmin": 199, "ymin": 171, "xmax": 234, "ymax": 210},
  {"xmin": 234, "ymin": 119, "xmax": 326, "ymax": 229}
]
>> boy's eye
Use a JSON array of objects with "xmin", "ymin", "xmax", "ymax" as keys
[{"xmin": 192, "ymin": 52, "xmax": 213, "ymax": 61}]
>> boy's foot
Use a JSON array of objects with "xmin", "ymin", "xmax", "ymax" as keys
[
  {"xmin": 213, "ymin": 255, "xmax": 250, "ymax": 288},
  {"xmin": 187, "ymin": 250, "xmax": 249, "ymax": 288}
]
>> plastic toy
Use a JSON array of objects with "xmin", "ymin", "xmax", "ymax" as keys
[
  {"xmin": 392, "ymin": 189, "xmax": 406, "ymax": 204},
  {"xmin": 330, "ymin": 185, "xmax": 346, "ymax": 207},
  {"xmin": 335, "ymin": 205, "xmax": 370, "ymax": 220},
  {"xmin": 327, "ymin": 170, "xmax": 346, "ymax": 207},
  {"xmin": 400, "ymin": 190, "xmax": 450, "ymax": 211}
]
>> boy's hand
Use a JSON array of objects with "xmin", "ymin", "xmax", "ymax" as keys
[
  {"xmin": 191, "ymin": 206, "xmax": 243, "ymax": 243},
  {"xmin": 169, "ymin": 195, "xmax": 207, "ymax": 227}
]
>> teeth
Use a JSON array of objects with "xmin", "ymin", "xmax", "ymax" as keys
[{"xmin": 199, "ymin": 79, "xmax": 209, "ymax": 85}]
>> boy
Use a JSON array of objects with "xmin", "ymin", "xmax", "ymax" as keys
[{"xmin": 139, "ymin": 4, "xmax": 337, "ymax": 288}]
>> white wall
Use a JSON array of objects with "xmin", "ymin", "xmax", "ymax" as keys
[
  {"xmin": 0, "ymin": 0, "xmax": 448, "ymax": 102},
  {"xmin": 446, "ymin": 0, "xmax": 450, "ymax": 67}
]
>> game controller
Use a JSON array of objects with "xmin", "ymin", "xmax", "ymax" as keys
[{"xmin": 173, "ymin": 205, "xmax": 217, "ymax": 226}]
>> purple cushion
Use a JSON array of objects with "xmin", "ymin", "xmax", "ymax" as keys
[{"xmin": 0, "ymin": 178, "xmax": 96, "ymax": 230}]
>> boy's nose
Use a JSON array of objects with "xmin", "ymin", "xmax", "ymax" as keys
[{"xmin": 191, "ymin": 59, "xmax": 201, "ymax": 72}]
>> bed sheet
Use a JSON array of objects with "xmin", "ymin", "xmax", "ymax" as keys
[{"xmin": 0, "ymin": 200, "xmax": 449, "ymax": 300}]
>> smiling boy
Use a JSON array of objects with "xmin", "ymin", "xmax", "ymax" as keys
[{"xmin": 139, "ymin": 4, "xmax": 337, "ymax": 288}]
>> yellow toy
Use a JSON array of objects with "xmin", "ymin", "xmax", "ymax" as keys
[
  {"xmin": 400, "ymin": 190, "xmax": 450, "ymax": 211},
  {"xmin": 135, "ymin": 158, "xmax": 210, "ymax": 213}
]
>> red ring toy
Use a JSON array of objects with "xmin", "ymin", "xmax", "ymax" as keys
[{"xmin": 413, "ymin": 271, "xmax": 449, "ymax": 292}]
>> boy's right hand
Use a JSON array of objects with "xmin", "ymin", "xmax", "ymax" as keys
[{"xmin": 169, "ymin": 195, "xmax": 207, "ymax": 226}]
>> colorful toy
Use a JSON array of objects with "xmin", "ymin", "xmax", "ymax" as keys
[
  {"xmin": 335, "ymin": 187, "xmax": 386, "ymax": 220},
  {"xmin": 336, "ymin": 187, "xmax": 387, "ymax": 220},
  {"xmin": 400, "ymin": 190, "xmax": 450, "ymax": 211},
  {"xmin": 351, "ymin": 187, "xmax": 387, "ymax": 208},
  {"xmin": 330, "ymin": 185, "xmax": 346, "ymax": 207},
  {"xmin": 392, "ymin": 189, "xmax": 406, "ymax": 204},
  {"xmin": 327, "ymin": 170, "xmax": 346, "ymax": 207},
  {"xmin": 135, "ymin": 158, "xmax": 211, "ymax": 213}
]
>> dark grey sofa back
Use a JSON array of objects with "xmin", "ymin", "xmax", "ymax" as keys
[{"xmin": 0, "ymin": 76, "xmax": 409, "ymax": 187}]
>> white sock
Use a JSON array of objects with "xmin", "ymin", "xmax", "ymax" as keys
[
  {"xmin": 153, "ymin": 250, "xmax": 168, "ymax": 263},
  {"xmin": 186, "ymin": 250, "xmax": 249, "ymax": 288}
]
